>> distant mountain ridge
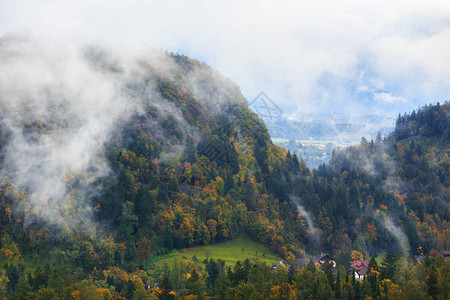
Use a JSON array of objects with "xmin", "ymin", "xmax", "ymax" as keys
[{"xmin": 265, "ymin": 115, "xmax": 394, "ymax": 142}]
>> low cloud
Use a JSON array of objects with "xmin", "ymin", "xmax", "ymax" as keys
[
  {"xmin": 0, "ymin": 36, "xmax": 146, "ymax": 232},
  {"xmin": 2, "ymin": 0, "xmax": 450, "ymax": 117},
  {"xmin": 373, "ymin": 92, "xmax": 408, "ymax": 104},
  {"xmin": 291, "ymin": 196, "xmax": 320, "ymax": 246},
  {"xmin": 0, "ymin": 36, "xmax": 205, "ymax": 233}
]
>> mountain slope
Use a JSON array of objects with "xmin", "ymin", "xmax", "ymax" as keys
[
  {"xmin": 0, "ymin": 37, "xmax": 306, "ymax": 269},
  {"xmin": 307, "ymin": 102, "xmax": 450, "ymax": 256},
  {"xmin": 0, "ymin": 36, "xmax": 448, "ymax": 299}
]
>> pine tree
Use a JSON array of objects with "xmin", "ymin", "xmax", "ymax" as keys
[
  {"xmin": 288, "ymin": 264, "xmax": 296, "ymax": 284},
  {"xmin": 156, "ymin": 275, "xmax": 175, "ymax": 300},
  {"xmin": 321, "ymin": 261, "xmax": 334, "ymax": 289},
  {"xmin": 335, "ymin": 271, "xmax": 341, "ymax": 298},
  {"xmin": 206, "ymin": 259, "xmax": 219, "ymax": 290},
  {"xmin": 426, "ymin": 264, "xmax": 439, "ymax": 299},
  {"xmin": 380, "ymin": 254, "xmax": 397, "ymax": 280}
]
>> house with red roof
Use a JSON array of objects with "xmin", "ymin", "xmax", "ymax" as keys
[{"xmin": 350, "ymin": 260, "xmax": 369, "ymax": 280}]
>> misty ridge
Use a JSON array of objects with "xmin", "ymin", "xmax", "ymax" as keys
[
  {"xmin": 0, "ymin": 34, "xmax": 448, "ymax": 260},
  {"xmin": 0, "ymin": 35, "xmax": 245, "ymax": 234},
  {"xmin": 1, "ymin": 2, "xmax": 450, "ymax": 298}
]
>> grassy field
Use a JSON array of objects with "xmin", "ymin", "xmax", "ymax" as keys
[
  {"xmin": 375, "ymin": 252, "xmax": 387, "ymax": 265},
  {"xmin": 147, "ymin": 235, "xmax": 282, "ymax": 268}
]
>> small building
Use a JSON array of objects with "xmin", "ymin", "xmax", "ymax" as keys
[
  {"xmin": 272, "ymin": 261, "xmax": 286, "ymax": 269},
  {"xmin": 414, "ymin": 255, "xmax": 424, "ymax": 262},
  {"xmin": 294, "ymin": 254, "xmax": 336, "ymax": 269},
  {"xmin": 315, "ymin": 254, "xmax": 336, "ymax": 268},
  {"xmin": 350, "ymin": 260, "xmax": 369, "ymax": 280},
  {"xmin": 439, "ymin": 250, "xmax": 450, "ymax": 259},
  {"xmin": 295, "ymin": 258, "xmax": 312, "ymax": 268}
]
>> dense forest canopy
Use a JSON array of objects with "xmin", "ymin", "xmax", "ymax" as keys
[{"xmin": 0, "ymin": 37, "xmax": 448, "ymax": 299}]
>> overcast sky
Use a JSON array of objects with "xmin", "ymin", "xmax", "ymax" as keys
[{"xmin": 2, "ymin": 0, "xmax": 450, "ymax": 118}]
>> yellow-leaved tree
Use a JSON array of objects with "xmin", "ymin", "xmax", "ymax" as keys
[
  {"xmin": 351, "ymin": 250, "xmax": 364, "ymax": 261},
  {"xmin": 0, "ymin": 233, "xmax": 21, "ymax": 266}
]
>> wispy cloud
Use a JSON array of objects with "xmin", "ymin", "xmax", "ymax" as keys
[
  {"xmin": 373, "ymin": 92, "xmax": 408, "ymax": 104},
  {"xmin": 1, "ymin": 1, "xmax": 449, "ymax": 116},
  {"xmin": 0, "ymin": 36, "xmax": 208, "ymax": 233}
]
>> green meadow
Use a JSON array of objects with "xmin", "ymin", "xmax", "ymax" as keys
[{"xmin": 147, "ymin": 235, "xmax": 282, "ymax": 268}]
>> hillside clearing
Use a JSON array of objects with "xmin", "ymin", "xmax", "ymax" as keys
[{"xmin": 147, "ymin": 235, "xmax": 282, "ymax": 268}]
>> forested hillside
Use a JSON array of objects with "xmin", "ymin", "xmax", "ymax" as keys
[
  {"xmin": 0, "ymin": 37, "xmax": 448, "ymax": 299},
  {"xmin": 311, "ymin": 102, "xmax": 449, "ymax": 256}
]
